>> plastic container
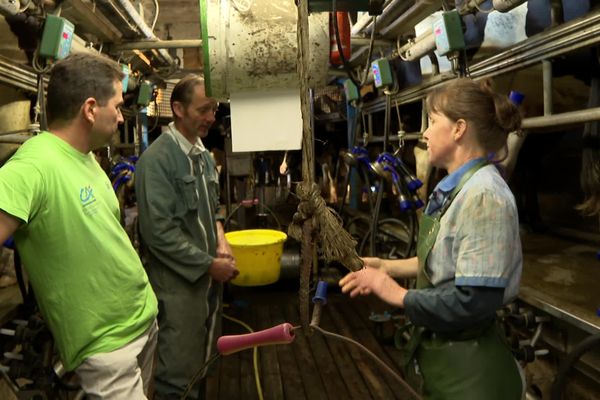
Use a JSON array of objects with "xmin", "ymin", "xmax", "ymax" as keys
[{"xmin": 225, "ymin": 229, "xmax": 287, "ymax": 286}]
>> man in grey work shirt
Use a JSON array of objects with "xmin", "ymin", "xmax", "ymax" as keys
[{"xmin": 135, "ymin": 75, "xmax": 238, "ymax": 400}]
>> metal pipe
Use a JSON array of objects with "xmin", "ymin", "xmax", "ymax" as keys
[
  {"xmin": 0, "ymin": 134, "xmax": 31, "ymax": 144},
  {"xmin": 351, "ymin": 0, "xmax": 396, "ymax": 35},
  {"xmin": 114, "ymin": 0, "xmax": 175, "ymax": 65},
  {"xmin": 398, "ymin": 31, "xmax": 435, "ymax": 62},
  {"xmin": 362, "ymin": 0, "xmax": 409, "ymax": 35},
  {"xmin": 357, "ymin": 132, "xmax": 422, "ymax": 144},
  {"xmin": 351, "ymin": 37, "xmax": 394, "ymax": 47},
  {"xmin": 523, "ymin": 107, "xmax": 600, "ymax": 130},
  {"xmin": 542, "ymin": 60, "xmax": 553, "ymax": 116},
  {"xmin": 0, "ymin": 55, "xmax": 38, "ymax": 93},
  {"xmin": 113, "ymin": 39, "xmax": 203, "ymax": 51},
  {"xmin": 97, "ymin": 0, "xmax": 139, "ymax": 33},
  {"xmin": 492, "ymin": 0, "xmax": 527, "ymax": 13},
  {"xmin": 352, "ymin": 12, "xmax": 375, "ymax": 36},
  {"xmin": 379, "ymin": 0, "xmax": 440, "ymax": 39}
]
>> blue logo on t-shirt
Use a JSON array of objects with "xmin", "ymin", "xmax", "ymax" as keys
[
  {"xmin": 80, "ymin": 186, "xmax": 98, "ymax": 216},
  {"xmin": 80, "ymin": 186, "xmax": 95, "ymax": 204}
]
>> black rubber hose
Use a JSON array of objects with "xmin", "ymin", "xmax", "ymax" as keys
[
  {"xmin": 551, "ymin": 333, "xmax": 600, "ymax": 400},
  {"xmin": 369, "ymin": 178, "xmax": 384, "ymax": 256},
  {"xmin": 397, "ymin": 178, "xmax": 417, "ymax": 258}
]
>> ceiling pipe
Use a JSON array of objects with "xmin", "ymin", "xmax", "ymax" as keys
[
  {"xmin": 379, "ymin": 0, "xmax": 440, "ymax": 38},
  {"xmin": 362, "ymin": 0, "xmax": 411, "ymax": 35},
  {"xmin": 113, "ymin": 39, "xmax": 203, "ymax": 51},
  {"xmin": 492, "ymin": 0, "xmax": 528, "ymax": 13},
  {"xmin": 351, "ymin": 0, "xmax": 394, "ymax": 35},
  {"xmin": 113, "ymin": 0, "xmax": 175, "ymax": 66},
  {"xmin": 398, "ymin": 30, "xmax": 435, "ymax": 61},
  {"xmin": 96, "ymin": 0, "xmax": 139, "ymax": 34},
  {"xmin": 351, "ymin": 37, "xmax": 394, "ymax": 47},
  {"xmin": 352, "ymin": 12, "xmax": 375, "ymax": 35}
]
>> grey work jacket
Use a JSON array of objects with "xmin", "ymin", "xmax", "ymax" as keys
[{"xmin": 135, "ymin": 130, "xmax": 221, "ymax": 283}]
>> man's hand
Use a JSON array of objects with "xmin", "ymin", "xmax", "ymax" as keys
[
  {"xmin": 208, "ymin": 257, "xmax": 239, "ymax": 282},
  {"xmin": 361, "ymin": 257, "xmax": 385, "ymax": 272}
]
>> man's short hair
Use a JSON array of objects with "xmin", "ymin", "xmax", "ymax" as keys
[
  {"xmin": 170, "ymin": 75, "xmax": 205, "ymax": 117},
  {"xmin": 46, "ymin": 53, "xmax": 124, "ymax": 125}
]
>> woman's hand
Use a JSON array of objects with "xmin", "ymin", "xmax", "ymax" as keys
[{"xmin": 339, "ymin": 267, "xmax": 408, "ymax": 307}]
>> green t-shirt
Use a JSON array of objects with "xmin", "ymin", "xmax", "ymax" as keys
[{"xmin": 0, "ymin": 132, "xmax": 157, "ymax": 370}]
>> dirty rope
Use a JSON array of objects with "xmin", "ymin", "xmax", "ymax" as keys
[{"xmin": 293, "ymin": 1, "xmax": 362, "ymax": 333}]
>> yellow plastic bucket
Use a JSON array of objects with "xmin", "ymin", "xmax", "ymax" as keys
[{"xmin": 225, "ymin": 229, "xmax": 287, "ymax": 286}]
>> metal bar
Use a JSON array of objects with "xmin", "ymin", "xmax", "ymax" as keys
[
  {"xmin": 362, "ymin": 0, "xmax": 410, "ymax": 35},
  {"xmin": 352, "ymin": 12, "xmax": 375, "ymax": 36},
  {"xmin": 113, "ymin": 39, "xmax": 203, "ymax": 51},
  {"xmin": 97, "ymin": 0, "xmax": 139, "ymax": 34},
  {"xmin": 379, "ymin": 0, "xmax": 440, "ymax": 39},
  {"xmin": 519, "ymin": 287, "xmax": 600, "ymax": 335},
  {"xmin": 522, "ymin": 107, "xmax": 600, "ymax": 130},
  {"xmin": 357, "ymin": 132, "xmax": 421, "ymax": 143},
  {"xmin": 351, "ymin": 37, "xmax": 394, "ymax": 47},
  {"xmin": 0, "ymin": 134, "xmax": 31, "ymax": 144},
  {"xmin": 0, "ymin": 56, "xmax": 38, "ymax": 93},
  {"xmin": 542, "ymin": 59, "xmax": 553, "ymax": 116}
]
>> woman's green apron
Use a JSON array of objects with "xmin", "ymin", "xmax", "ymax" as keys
[{"xmin": 401, "ymin": 161, "xmax": 523, "ymax": 400}]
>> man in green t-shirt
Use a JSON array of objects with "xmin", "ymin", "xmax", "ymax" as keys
[{"xmin": 0, "ymin": 53, "xmax": 158, "ymax": 398}]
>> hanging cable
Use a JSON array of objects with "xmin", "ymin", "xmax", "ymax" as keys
[
  {"xmin": 151, "ymin": 0, "xmax": 160, "ymax": 31},
  {"xmin": 359, "ymin": 16, "xmax": 377, "ymax": 86}
]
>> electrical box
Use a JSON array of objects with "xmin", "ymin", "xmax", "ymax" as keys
[
  {"xmin": 137, "ymin": 81, "xmax": 153, "ymax": 106},
  {"xmin": 121, "ymin": 64, "xmax": 130, "ymax": 93},
  {"xmin": 371, "ymin": 58, "xmax": 393, "ymax": 88},
  {"xmin": 343, "ymin": 79, "xmax": 359, "ymax": 102},
  {"xmin": 432, "ymin": 10, "xmax": 465, "ymax": 56},
  {"xmin": 39, "ymin": 15, "xmax": 74, "ymax": 60}
]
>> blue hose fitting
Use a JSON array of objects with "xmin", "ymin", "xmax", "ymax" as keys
[{"xmin": 313, "ymin": 280, "xmax": 328, "ymax": 305}]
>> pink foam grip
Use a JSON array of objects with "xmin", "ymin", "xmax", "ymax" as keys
[{"xmin": 217, "ymin": 323, "xmax": 295, "ymax": 356}]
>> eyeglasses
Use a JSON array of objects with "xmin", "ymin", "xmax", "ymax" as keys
[{"xmin": 198, "ymin": 102, "xmax": 219, "ymax": 116}]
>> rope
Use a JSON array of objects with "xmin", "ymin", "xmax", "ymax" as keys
[
  {"xmin": 293, "ymin": 2, "xmax": 362, "ymax": 332},
  {"xmin": 288, "ymin": 183, "xmax": 363, "ymax": 271}
]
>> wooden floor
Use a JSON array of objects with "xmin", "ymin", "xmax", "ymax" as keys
[{"xmin": 206, "ymin": 286, "xmax": 414, "ymax": 400}]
